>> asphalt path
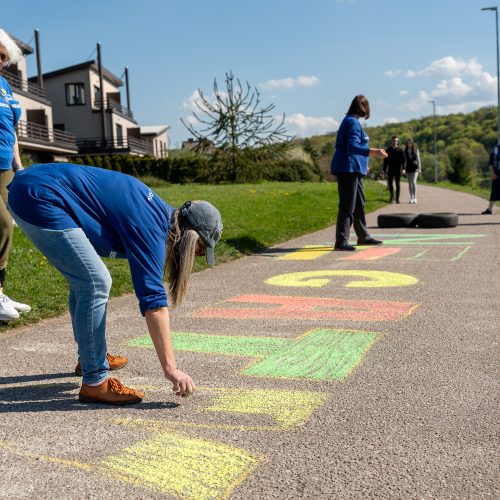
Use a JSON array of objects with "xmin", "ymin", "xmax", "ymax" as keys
[{"xmin": 0, "ymin": 183, "xmax": 498, "ymax": 499}]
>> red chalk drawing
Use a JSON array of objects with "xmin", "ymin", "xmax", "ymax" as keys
[
  {"xmin": 340, "ymin": 247, "xmax": 402, "ymax": 260},
  {"xmin": 194, "ymin": 294, "xmax": 417, "ymax": 321}
]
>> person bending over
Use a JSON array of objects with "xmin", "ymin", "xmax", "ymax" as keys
[{"xmin": 8, "ymin": 163, "xmax": 223, "ymax": 405}]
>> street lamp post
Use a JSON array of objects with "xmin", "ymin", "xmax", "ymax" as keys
[
  {"xmin": 482, "ymin": 6, "xmax": 500, "ymax": 142},
  {"xmin": 428, "ymin": 100, "xmax": 438, "ymax": 183}
]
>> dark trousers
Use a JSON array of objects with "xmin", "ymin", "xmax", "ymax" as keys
[
  {"xmin": 387, "ymin": 170, "xmax": 401, "ymax": 201},
  {"xmin": 335, "ymin": 173, "xmax": 370, "ymax": 246}
]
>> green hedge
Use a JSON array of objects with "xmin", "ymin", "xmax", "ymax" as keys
[{"xmin": 70, "ymin": 154, "xmax": 323, "ymax": 184}]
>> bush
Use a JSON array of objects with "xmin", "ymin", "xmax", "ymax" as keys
[{"xmin": 67, "ymin": 153, "xmax": 323, "ymax": 184}]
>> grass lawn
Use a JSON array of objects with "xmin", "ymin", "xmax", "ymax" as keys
[{"xmin": 1, "ymin": 179, "xmax": 387, "ymax": 331}]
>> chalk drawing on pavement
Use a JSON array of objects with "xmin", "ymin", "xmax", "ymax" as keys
[
  {"xmin": 193, "ymin": 294, "xmax": 418, "ymax": 321},
  {"xmin": 274, "ymin": 234, "xmax": 486, "ymax": 261},
  {"xmin": 278, "ymin": 245, "xmax": 335, "ymax": 260},
  {"xmin": 340, "ymin": 247, "xmax": 402, "ymax": 260},
  {"xmin": 129, "ymin": 328, "xmax": 379, "ymax": 381},
  {"xmin": 265, "ymin": 270, "xmax": 419, "ymax": 288},
  {"xmin": 99, "ymin": 425, "xmax": 262, "ymax": 499},
  {"xmin": 114, "ymin": 387, "xmax": 328, "ymax": 431},
  {"xmin": 0, "ymin": 428, "xmax": 262, "ymax": 500}
]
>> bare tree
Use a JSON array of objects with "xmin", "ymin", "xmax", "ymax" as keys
[{"xmin": 181, "ymin": 71, "xmax": 293, "ymax": 180}]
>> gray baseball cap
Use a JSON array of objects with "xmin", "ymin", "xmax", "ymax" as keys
[{"xmin": 179, "ymin": 200, "xmax": 223, "ymax": 266}]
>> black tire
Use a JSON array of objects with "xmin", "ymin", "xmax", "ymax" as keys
[
  {"xmin": 416, "ymin": 212, "xmax": 458, "ymax": 228},
  {"xmin": 377, "ymin": 213, "xmax": 419, "ymax": 228}
]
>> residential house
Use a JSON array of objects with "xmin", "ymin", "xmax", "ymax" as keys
[
  {"xmin": 33, "ymin": 61, "xmax": 168, "ymax": 158},
  {"xmin": 140, "ymin": 125, "xmax": 169, "ymax": 159},
  {"xmin": 0, "ymin": 33, "xmax": 78, "ymax": 162},
  {"xmin": 182, "ymin": 137, "xmax": 216, "ymax": 155}
]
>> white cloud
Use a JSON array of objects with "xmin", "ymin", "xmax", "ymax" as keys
[
  {"xmin": 394, "ymin": 56, "xmax": 497, "ymax": 114},
  {"xmin": 433, "ymin": 77, "xmax": 473, "ymax": 98},
  {"xmin": 181, "ymin": 90, "xmax": 202, "ymax": 111},
  {"xmin": 259, "ymin": 76, "xmax": 320, "ymax": 90},
  {"xmin": 399, "ymin": 90, "xmax": 409, "ymax": 96},
  {"xmin": 384, "ymin": 69, "xmax": 402, "ymax": 77},
  {"xmin": 384, "ymin": 117, "xmax": 400, "ymax": 124},
  {"xmin": 415, "ymin": 56, "xmax": 482, "ymax": 78},
  {"xmin": 285, "ymin": 113, "xmax": 339, "ymax": 137}
]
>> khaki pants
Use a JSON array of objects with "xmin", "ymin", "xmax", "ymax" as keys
[{"xmin": 0, "ymin": 169, "xmax": 14, "ymax": 282}]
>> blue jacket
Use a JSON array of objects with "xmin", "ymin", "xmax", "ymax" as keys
[
  {"xmin": 331, "ymin": 114, "xmax": 370, "ymax": 175},
  {"xmin": 0, "ymin": 76, "xmax": 21, "ymax": 170},
  {"xmin": 8, "ymin": 163, "xmax": 174, "ymax": 315}
]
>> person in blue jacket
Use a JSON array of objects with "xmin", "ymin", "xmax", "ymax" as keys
[
  {"xmin": 0, "ymin": 29, "xmax": 31, "ymax": 320},
  {"xmin": 331, "ymin": 95, "xmax": 388, "ymax": 251},
  {"xmin": 8, "ymin": 163, "xmax": 223, "ymax": 405}
]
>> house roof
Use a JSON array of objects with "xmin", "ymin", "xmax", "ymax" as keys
[
  {"xmin": 28, "ymin": 60, "xmax": 122, "ymax": 86},
  {"xmin": 8, "ymin": 32, "xmax": 33, "ymax": 55},
  {"xmin": 140, "ymin": 125, "xmax": 170, "ymax": 136}
]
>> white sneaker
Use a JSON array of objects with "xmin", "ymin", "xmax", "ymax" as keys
[
  {"xmin": 409, "ymin": 198, "xmax": 414, "ymax": 204},
  {"xmin": 414, "ymin": 198, "xmax": 417, "ymax": 204},
  {"xmin": 0, "ymin": 295, "xmax": 19, "ymax": 320},
  {"xmin": 1, "ymin": 294, "xmax": 31, "ymax": 313}
]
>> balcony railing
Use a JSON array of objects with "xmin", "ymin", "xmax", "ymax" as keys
[
  {"xmin": 93, "ymin": 98, "xmax": 134, "ymax": 120},
  {"xmin": 0, "ymin": 71, "xmax": 47, "ymax": 99},
  {"xmin": 17, "ymin": 120, "xmax": 77, "ymax": 149},
  {"xmin": 76, "ymin": 136, "xmax": 154, "ymax": 156}
]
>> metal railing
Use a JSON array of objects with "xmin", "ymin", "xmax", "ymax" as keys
[
  {"xmin": 93, "ymin": 98, "xmax": 134, "ymax": 120},
  {"xmin": 76, "ymin": 136, "xmax": 153, "ymax": 156},
  {"xmin": 0, "ymin": 71, "xmax": 46, "ymax": 99},
  {"xmin": 17, "ymin": 120, "xmax": 77, "ymax": 148}
]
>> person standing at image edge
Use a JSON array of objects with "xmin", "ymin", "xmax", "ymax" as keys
[
  {"xmin": 330, "ymin": 95, "xmax": 387, "ymax": 251},
  {"xmin": 383, "ymin": 136, "xmax": 405, "ymax": 203},
  {"xmin": 0, "ymin": 29, "xmax": 31, "ymax": 321},
  {"xmin": 404, "ymin": 138, "xmax": 421, "ymax": 204},
  {"xmin": 482, "ymin": 143, "xmax": 500, "ymax": 214}
]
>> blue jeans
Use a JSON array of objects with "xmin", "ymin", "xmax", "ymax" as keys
[{"xmin": 10, "ymin": 210, "xmax": 111, "ymax": 384}]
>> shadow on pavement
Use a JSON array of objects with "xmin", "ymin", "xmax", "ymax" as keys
[
  {"xmin": 0, "ymin": 373, "xmax": 75, "ymax": 385},
  {"xmin": 457, "ymin": 222, "xmax": 500, "ymax": 226},
  {"xmin": 224, "ymin": 235, "xmax": 267, "ymax": 255},
  {"xmin": 0, "ymin": 380, "xmax": 179, "ymax": 412}
]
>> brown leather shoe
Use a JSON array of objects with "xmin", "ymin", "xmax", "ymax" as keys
[
  {"xmin": 75, "ymin": 353, "xmax": 128, "ymax": 376},
  {"xmin": 79, "ymin": 377, "xmax": 144, "ymax": 406}
]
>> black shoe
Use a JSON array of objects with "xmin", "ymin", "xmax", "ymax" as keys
[
  {"xmin": 334, "ymin": 242, "xmax": 356, "ymax": 251},
  {"xmin": 396, "ymin": 200, "xmax": 400, "ymax": 204},
  {"xmin": 357, "ymin": 238, "xmax": 383, "ymax": 246},
  {"xmin": 481, "ymin": 209, "xmax": 492, "ymax": 214}
]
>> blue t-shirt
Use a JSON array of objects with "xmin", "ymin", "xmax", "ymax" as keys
[
  {"xmin": 8, "ymin": 163, "xmax": 175, "ymax": 315},
  {"xmin": 331, "ymin": 114, "xmax": 370, "ymax": 175},
  {"xmin": 0, "ymin": 76, "xmax": 21, "ymax": 170}
]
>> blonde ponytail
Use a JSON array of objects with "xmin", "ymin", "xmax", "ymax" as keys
[{"xmin": 165, "ymin": 211, "xmax": 199, "ymax": 308}]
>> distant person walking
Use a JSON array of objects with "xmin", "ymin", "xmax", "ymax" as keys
[
  {"xmin": 331, "ymin": 95, "xmax": 387, "ymax": 251},
  {"xmin": 8, "ymin": 163, "xmax": 223, "ymax": 405},
  {"xmin": 404, "ymin": 138, "xmax": 421, "ymax": 204},
  {"xmin": 482, "ymin": 144, "xmax": 500, "ymax": 214},
  {"xmin": 383, "ymin": 136, "xmax": 405, "ymax": 203},
  {"xmin": 0, "ymin": 29, "xmax": 30, "ymax": 321}
]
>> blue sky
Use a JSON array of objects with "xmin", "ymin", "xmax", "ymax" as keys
[{"xmin": 6, "ymin": 0, "xmax": 499, "ymax": 146}]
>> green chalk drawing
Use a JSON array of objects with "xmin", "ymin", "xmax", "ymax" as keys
[
  {"xmin": 129, "ymin": 329, "xmax": 378, "ymax": 381},
  {"xmin": 129, "ymin": 332, "xmax": 288, "ymax": 357},
  {"xmin": 350, "ymin": 234, "xmax": 486, "ymax": 246},
  {"xmin": 244, "ymin": 329, "xmax": 376, "ymax": 380}
]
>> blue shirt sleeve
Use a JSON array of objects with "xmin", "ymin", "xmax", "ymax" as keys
[
  {"xmin": 346, "ymin": 118, "xmax": 370, "ymax": 157},
  {"xmin": 123, "ymin": 223, "xmax": 168, "ymax": 315}
]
